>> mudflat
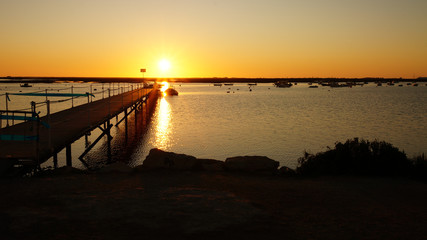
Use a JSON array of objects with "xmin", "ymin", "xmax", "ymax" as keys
[{"xmin": 1, "ymin": 170, "xmax": 426, "ymax": 240}]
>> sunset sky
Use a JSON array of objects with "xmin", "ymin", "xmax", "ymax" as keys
[{"xmin": 1, "ymin": 0, "xmax": 426, "ymax": 78}]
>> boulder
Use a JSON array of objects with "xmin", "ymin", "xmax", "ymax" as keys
[
  {"xmin": 50, "ymin": 166, "xmax": 84, "ymax": 175},
  {"xmin": 143, "ymin": 148, "xmax": 199, "ymax": 170},
  {"xmin": 224, "ymin": 156, "xmax": 279, "ymax": 173},
  {"xmin": 199, "ymin": 159, "xmax": 225, "ymax": 171},
  {"xmin": 278, "ymin": 166, "xmax": 296, "ymax": 176},
  {"xmin": 98, "ymin": 162, "xmax": 133, "ymax": 173}
]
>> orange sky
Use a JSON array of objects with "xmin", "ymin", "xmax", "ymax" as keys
[{"xmin": 1, "ymin": 0, "xmax": 426, "ymax": 78}]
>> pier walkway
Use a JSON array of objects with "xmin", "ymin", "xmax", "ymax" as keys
[{"xmin": 0, "ymin": 85, "xmax": 159, "ymax": 171}]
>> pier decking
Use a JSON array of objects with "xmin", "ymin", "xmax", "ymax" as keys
[{"xmin": 0, "ymin": 85, "xmax": 159, "ymax": 170}]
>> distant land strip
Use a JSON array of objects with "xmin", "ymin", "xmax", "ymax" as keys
[{"xmin": 1, "ymin": 76, "xmax": 426, "ymax": 84}]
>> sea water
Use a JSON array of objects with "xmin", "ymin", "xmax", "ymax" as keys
[
  {"xmin": 1, "ymin": 81, "xmax": 426, "ymax": 169},
  {"xmin": 130, "ymin": 82, "xmax": 427, "ymax": 169}
]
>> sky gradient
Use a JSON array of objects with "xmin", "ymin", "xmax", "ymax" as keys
[{"xmin": 1, "ymin": 0, "xmax": 426, "ymax": 78}]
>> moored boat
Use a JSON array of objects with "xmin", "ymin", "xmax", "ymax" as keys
[
  {"xmin": 164, "ymin": 88, "xmax": 178, "ymax": 96},
  {"xmin": 274, "ymin": 81, "xmax": 292, "ymax": 88},
  {"xmin": 20, "ymin": 83, "xmax": 32, "ymax": 87}
]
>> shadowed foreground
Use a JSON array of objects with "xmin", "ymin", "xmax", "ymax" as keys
[{"xmin": 1, "ymin": 170, "xmax": 426, "ymax": 240}]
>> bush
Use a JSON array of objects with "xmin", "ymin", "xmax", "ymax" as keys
[
  {"xmin": 411, "ymin": 153, "xmax": 427, "ymax": 180},
  {"xmin": 297, "ymin": 138, "xmax": 412, "ymax": 176}
]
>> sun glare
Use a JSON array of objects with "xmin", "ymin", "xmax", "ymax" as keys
[
  {"xmin": 158, "ymin": 59, "xmax": 171, "ymax": 73},
  {"xmin": 160, "ymin": 81, "xmax": 169, "ymax": 92}
]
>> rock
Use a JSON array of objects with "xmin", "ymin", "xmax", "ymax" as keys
[
  {"xmin": 98, "ymin": 162, "xmax": 133, "ymax": 173},
  {"xmin": 199, "ymin": 159, "xmax": 225, "ymax": 171},
  {"xmin": 50, "ymin": 166, "xmax": 84, "ymax": 175},
  {"xmin": 278, "ymin": 166, "xmax": 296, "ymax": 176},
  {"xmin": 143, "ymin": 148, "xmax": 199, "ymax": 170},
  {"xmin": 0, "ymin": 158, "xmax": 16, "ymax": 176},
  {"xmin": 224, "ymin": 156, "xmax": 279, "ymax": 173}
]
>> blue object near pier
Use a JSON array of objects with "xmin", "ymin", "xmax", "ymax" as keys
[{"xmin": 0, "ymin": 134, "xmax": 38, "ymax": 141}]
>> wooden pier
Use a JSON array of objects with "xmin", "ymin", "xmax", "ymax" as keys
[{"xmin": 0, "ymin": 84, "xmax": 159, "ymax": 172}]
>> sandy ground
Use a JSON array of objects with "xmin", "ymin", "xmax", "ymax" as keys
[{"xmin": 1, "ymin": 170, "xmax": 427, "ymax": 240}]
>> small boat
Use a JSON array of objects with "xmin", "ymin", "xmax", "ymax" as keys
[
  {"xmin": 329, "ymin": 82, "xmax": 348, "ymax": 88},
  {"xmin": 20, "ymin": 83, "xmax": 32, "ymax": 87},
  {"xmin": 308, "ymin": 85, "xmax": 318, "ymax": 88},
  {"xmin": 413, "ymin": 83, "xmax": 419, "ymax": 87},
  {"xmin": 248, "ymin": 83, "xmax": 257, "ymax": 86},
  {"xmin": 164, "ymin": 88, "xmax": 178, "ymax": 96},
  {"xmin": 224, "ymin": 83, "xmax": 234, "ymax": 86},
  {"xmin": 274, "ymin": 81, "xmax": 292, "ymax": 88},
  {"xmin": 213, "ymin": 83, "xmax": 222, "ymax": 87}
]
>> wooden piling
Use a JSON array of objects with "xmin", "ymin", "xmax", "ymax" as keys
[{"xmin": 66, "ymin": 145, "xmax": 72, "ymax": 167}]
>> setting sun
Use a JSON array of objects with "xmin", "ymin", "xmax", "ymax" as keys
[{"xmin": 158, "ymin": 59, "xmax": 171, "ymax": 73}]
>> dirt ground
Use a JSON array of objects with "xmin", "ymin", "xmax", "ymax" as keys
[{"xmin": 1, "ymin": 169, "xmax": 426, "ymax": 240}]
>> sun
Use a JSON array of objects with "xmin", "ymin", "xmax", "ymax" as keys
[{"xmin": 158, "ymin": 59, "xmax": 171, "ymax": 73}]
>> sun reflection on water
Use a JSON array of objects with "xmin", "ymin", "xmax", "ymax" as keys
[{"xmin": 154, "ymin": 97, "xmax": 172, "ymax": 149}]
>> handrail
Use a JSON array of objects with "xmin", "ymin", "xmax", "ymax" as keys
[{"xmin": 1, "ymin": 84, "xmax": 151, "ymax": 128}]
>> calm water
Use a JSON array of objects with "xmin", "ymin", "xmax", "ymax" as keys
[
  {"xmin": 131, "ymin": 82, "xmax": 427, "ymax": 169},
  {"xmin": 1, "ymin": 81, "xmax": 426, "ymax": 169}
]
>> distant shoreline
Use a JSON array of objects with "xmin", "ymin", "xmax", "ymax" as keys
[{"xmin": 1, "ymin": 76, "xmax": 426, "ymax": 84}]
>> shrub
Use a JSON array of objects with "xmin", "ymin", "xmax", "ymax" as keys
[
  {"xmin": 297, "ymin": 138, "xmax": 411, "ymax": 176},
  {"xmin": 411, "ymin": 153, "xmax": 427, "ymax": 180}
]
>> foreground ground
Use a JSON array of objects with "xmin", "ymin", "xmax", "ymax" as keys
[{"xmin": 1, "ymin": 170, "xmax": 426, "ymax": 240}]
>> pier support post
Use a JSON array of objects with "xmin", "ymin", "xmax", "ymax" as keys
[
  {"xmin": 124, "ymin": 108, "xmax": 128, "ymax": 139},
  {"xmin": 71, "ymin": 86, "xmax": 74, "ymax": 108},
  {"xmin": 107, "ymin": 120, "xmax": 112, "ymax": 162},
  {"xmin": 5, "ymin": 93, "xmax": 9, "ymax": 127},
  {"xmin": 47, "ymin": 100, "xmax": 51, "ymax": 150},
  {"xmin": 66, "ymin": 144, "xmax": 72, "ymax": 166},
  {"xmin": 53, "ymin": 153, "xmax": 58, "ymax": 169},
  {"xmin": 134, "ymin": 102, "xmax": 138, "ymax": 128},
  {"xmin": 85, "ymin": 133, "xmax": 89, "ymax": 148}
]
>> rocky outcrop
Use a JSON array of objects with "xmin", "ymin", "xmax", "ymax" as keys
[
  {"xmin": 199, "ymin": 159, "xmax": 225, "ymax": 171},
  {"xmin": 224, "ymin": 156, "xmax": 279, "ymax": 173},
  {"xmin": 142, "ymin": 149, "xmax": 282, "ymax": 173},
  {"xmin": 278, "ymin": 166, "xmax": 296, "ymax": 176},
  {"xmin": 98, "ymin": 162, "xmax": 134, "ymax": 173},
  {"xmin": 143, "ymin": 148, "xmax": 199, "ymax": 170}
]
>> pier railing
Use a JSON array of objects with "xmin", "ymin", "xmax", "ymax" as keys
[
  {"xmin": 0, "ymin": 83, "xmax": 158, "ymax": 171},
  {"xmin": 0, "ymin": 82, "xmax": 146, "ymax": 128}
]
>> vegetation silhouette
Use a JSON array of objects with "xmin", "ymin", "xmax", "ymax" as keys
[{"xmin": 297, "ymin": 138, "xmax": 426, "ymax": 180}]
